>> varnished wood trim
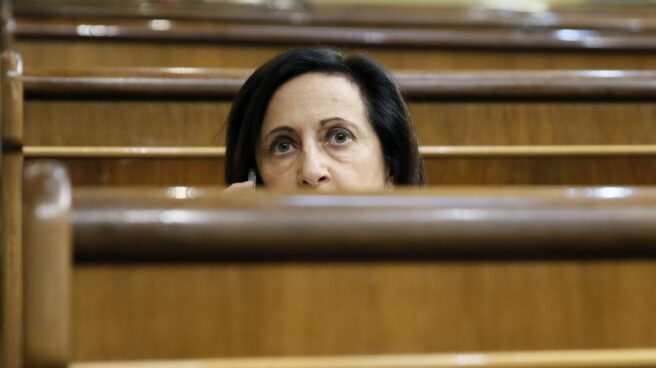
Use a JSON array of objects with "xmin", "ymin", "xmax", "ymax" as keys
[
  {"xmin": 420, "ymin": 145, "xmax": 656, "ymax": 157},
  {"xmin": 22, "ymin": 70, "xmax": 656, "ymax": 99},
  {"xmin": 2, "ymin": 52, "xmax": 23, "ymax": 147},
  {"xmin": 22, "ymin": 145, "xmax": 656, "ymax": 158},
  {"xmin": 12, "ymin": 2, "xmax": 656, "ymax": 33},
  {"xmin": 23, "ymin": 146, "xmax": 226, "ymax": 158},
  {"xmin": 23, "ymin": 161, "xmax": 71, "ymax": 368},
  {"xmin": 72, "ymin": 186, "xmax": 656, "ymax": 258},
  {"xmin": 14, "ymin": 21, "xmax": 656, "ymax": 51},
  {"xmin": 70, "ymin": 349, "xmax": 656, "ymax": 368},
  {"xmin": 1, "ymin": 153, "xmax": 23, "ymax": 368}
]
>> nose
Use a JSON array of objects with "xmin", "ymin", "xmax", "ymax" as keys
[{"xmin": 297, "ymin": 146, "xmax": 331, "ymax": 188}]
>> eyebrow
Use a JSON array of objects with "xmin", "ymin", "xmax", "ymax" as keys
[
  {"xmin": 263, "ymin": 126, "xmax": 296, "ymax": 142},
  {"xmin": 320, "ymin": 116, "xmax": 351, "ymax": 126}
]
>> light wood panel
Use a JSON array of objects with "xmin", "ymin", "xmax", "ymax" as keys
[
  {"xmin": 71, "ymin": 260, "xmax": 656, "ymax": 361},
  {"xmin": 16, "ymin": 40, "xmax": 656, "ymax": 70},
  {"xmin": 19, "ymin": 173, "xmax": 656, "ymax": 361},
  {"xmin": 1, "ymin": 153, "xmax": 23, "ymax": 368},
  {"xmin": 68, "ymin": 349, "xmax": 656, "ymax": 368},
  {"xmin": 23, "ymin": 99, "xmax": 656, "ymax": 147},
  {"xmin": 17, "ymin": 68, "xmax": 656, "ymax": 186},
  {"xmin": 63, "ymin": 184, "xmax": 656, "ymax": 360}
]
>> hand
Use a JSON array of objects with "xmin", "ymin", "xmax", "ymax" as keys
[{"xmin": 225, "ymin": 181, "xmax": 255, "ymax": 192}]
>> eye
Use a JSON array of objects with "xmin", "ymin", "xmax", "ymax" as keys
[
  {"xmin": 270, "ymin": 137, "xmax": 298, "ymax": 156},
  {"xmin": 327, "ymin": 128, "xmax": 353, "ymax": 146}
]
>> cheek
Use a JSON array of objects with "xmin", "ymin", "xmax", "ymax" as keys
[
  {"xmin": 259, "ymin": 156, "xmax": 298, "ymax": 188},
  {"xmin": 328, "ymin": 145, "xmax": 386, "ymax": 189}
]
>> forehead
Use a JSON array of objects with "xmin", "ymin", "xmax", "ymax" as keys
[{"xmin": 262, "ymin": 72, "xmax": 367, "ymax": 127}]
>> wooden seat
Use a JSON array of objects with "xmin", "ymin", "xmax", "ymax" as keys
[{"xmin": 14, "ymin": 161, "xmax": 656, "ymax": 364}]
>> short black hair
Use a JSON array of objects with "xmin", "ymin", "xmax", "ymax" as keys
[{"xmin": 225, "ymin": 48, "xmax": 426, "ymax": 186}]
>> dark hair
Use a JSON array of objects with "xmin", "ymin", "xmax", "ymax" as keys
[{"xmin": 225, "ymin": 48, "xmax": 426, "ymax": 186}]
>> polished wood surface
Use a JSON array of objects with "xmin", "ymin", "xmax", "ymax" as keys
[
  {"xmin": 25, "ymin": 99, "xmax": 656, "ymax": 147},
  {"xmin": 22, "ymin": 69, "xmax": 656, "ymax": 98},
  {"xmin": 22, "ymin": 69, "xmax": 656, "ymax": 149},
  {"xmin": 18, "ymin": 41, "xmax": 656, "ymax": 70},
  {"xmin": 0, "ymin": 51, "xmax": 23, "ymax": 368},
  {"xmin": 66, "ymin": 187, "xmax": 656, "ymax": 359},
  {"xmin": 23, "ymin": 161, "xmax": 71, "ymax": 368},
  {"xmin": 15, "ymin": 68, "xmax": 656, "ymax": 185},
  {"xmin": 63, "ymin": 261, "xmax": 656, "ymax": 357},
  {"xmin": 16, "ymin": 20, "xmax": 656, "ymax": 50},
  {"xmin": 17, "ymin": 42, "xmax": 656, "ymax": 71},
  {"xmin": 73, "ymin": 186, "xmax": 656, "ymax": 256},
  {"xmin": 2, "ymin": 52, "xmax": 23, "ymax": 147},
  {"xmin": 69, "ymin": 349, "xmax": 656, "ymax": 368},
  {"xmin": 0, "ymin": 153, "xmax": 23, "ymax": 368},
  {"xmin": 11, "ymin": 1, "xmax": 656, "ymax": 33},
  {"xmin": 13, "ymin": 18, "xmax": 656, "ymax": 70},
  {"xmin": 12, "ymin": 1, "xmax": 656, "ymax": 32},
  {"xmin": 23, "ymin": 146, "xmax": 656, "ymax": 158},
  {"xmin": 18, "ymin": 155, "xmax": 656, "ymax": 186}
]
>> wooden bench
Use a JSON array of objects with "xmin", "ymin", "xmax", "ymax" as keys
[
  {"xmin": 11, "ymin": 59, "xmax": 656, "ymax": 186},
  {"xmin": 12, "ymin": 160, "xmax": 656, "ymax": 366},
  {"xmin": 7, "ymin": 12, "xmax": 656, "ymax": 71},
  {"xmin": 12, "ymin": 0, "xmax": 656, "ymax": 32}
]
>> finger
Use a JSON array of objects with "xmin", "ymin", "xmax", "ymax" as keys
[{"xmin": 225, "ymin": 181, "xmax": 255, "ymax": 192}]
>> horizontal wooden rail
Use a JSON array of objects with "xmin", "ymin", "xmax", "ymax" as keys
[
  {"xmin": 12, "ymin": 2, "xmax": 656, "ymax": 32},
  {"xmin": 70, "ymin": 349, "xmax": 656, "ymax": 368},
  {"xmin": 22, "ymin": 69, "xmax": 656, "ymax": 99},
  {"xmin": 72, "ymin": 186, "xmax": 656, "ymax": 259},
  {"xmin": 14, "ymin": 20, "xmax": 656, "ymax": 50},
  {"xmin": 23, "ymin": 145, "xmax": 656, "ymax": 158}
]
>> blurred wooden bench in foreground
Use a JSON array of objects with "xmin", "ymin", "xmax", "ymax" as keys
[
  {"xmin": 69, "ymin": 349, "xmax": 656, "ymax": 368},
  {"xmin": 14, "ymin": 161, "xmax": 656, "ymax": 366}
]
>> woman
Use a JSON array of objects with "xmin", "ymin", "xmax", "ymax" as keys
[{"xmin": 225, "ymin": 48, "xmax": 425, "ymax": 191}]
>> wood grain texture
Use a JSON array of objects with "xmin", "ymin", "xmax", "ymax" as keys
[
  {"xmin": 12, "ymin": 1, "xmax": 656, "ymax": 32},
  {"xmin": 71, "ymin": 186, "xmax": 656, "ymax": 257},
  {"xmin": 24, "ymin": 99, "xmax": 230, "ymax": 147},
  {"xmin": 52, "ymin": 158, "xmax": 224, "ymax": 186},
  {"xmin": 25, "ymin": 156, "xmax": 656, "ymax": 186},
  {"xmin": 72, "ymin": 260, "xmax": 656, "ymax": 360},
  {"xmin": 2, "ymin": 52, "xmax": 23, "ymax": 147},
  {"xmin": 22, "ymin": 100, "xmax": 656, "ymax": 147},
  {"xmin": 21, "ymin": 69, "xmax": 656, "ymax": 98},
  {"xmin": 22, "ymin": 161, "xmax": 71, "ymax": 368},
  {"xmin": 14, "ymin": 20, "xmax": 656, "ymax": 50},
  {"xmin": 15, "ymin": 40, "xmax": 656, "ymax": 70},
  {"xmin": 0, "ymin": 153, "xmax": 23, "ymax": 368},
  {"xmin": 68, "ymin": 349, "xmax": 656, "ymax": 368}
]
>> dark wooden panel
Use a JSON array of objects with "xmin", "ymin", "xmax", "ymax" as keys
[
  {"xmin": 34, "ymin": 156, "xmax": 656, "ymax": 186},
  {"xmin": 72, "ymin": 260, "xmax": 656, "ymax": 360}
]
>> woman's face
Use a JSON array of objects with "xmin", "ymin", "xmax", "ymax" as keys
[{"xmin": 256, "ymin": 72, "xmax": 388, "ymax": 191}]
